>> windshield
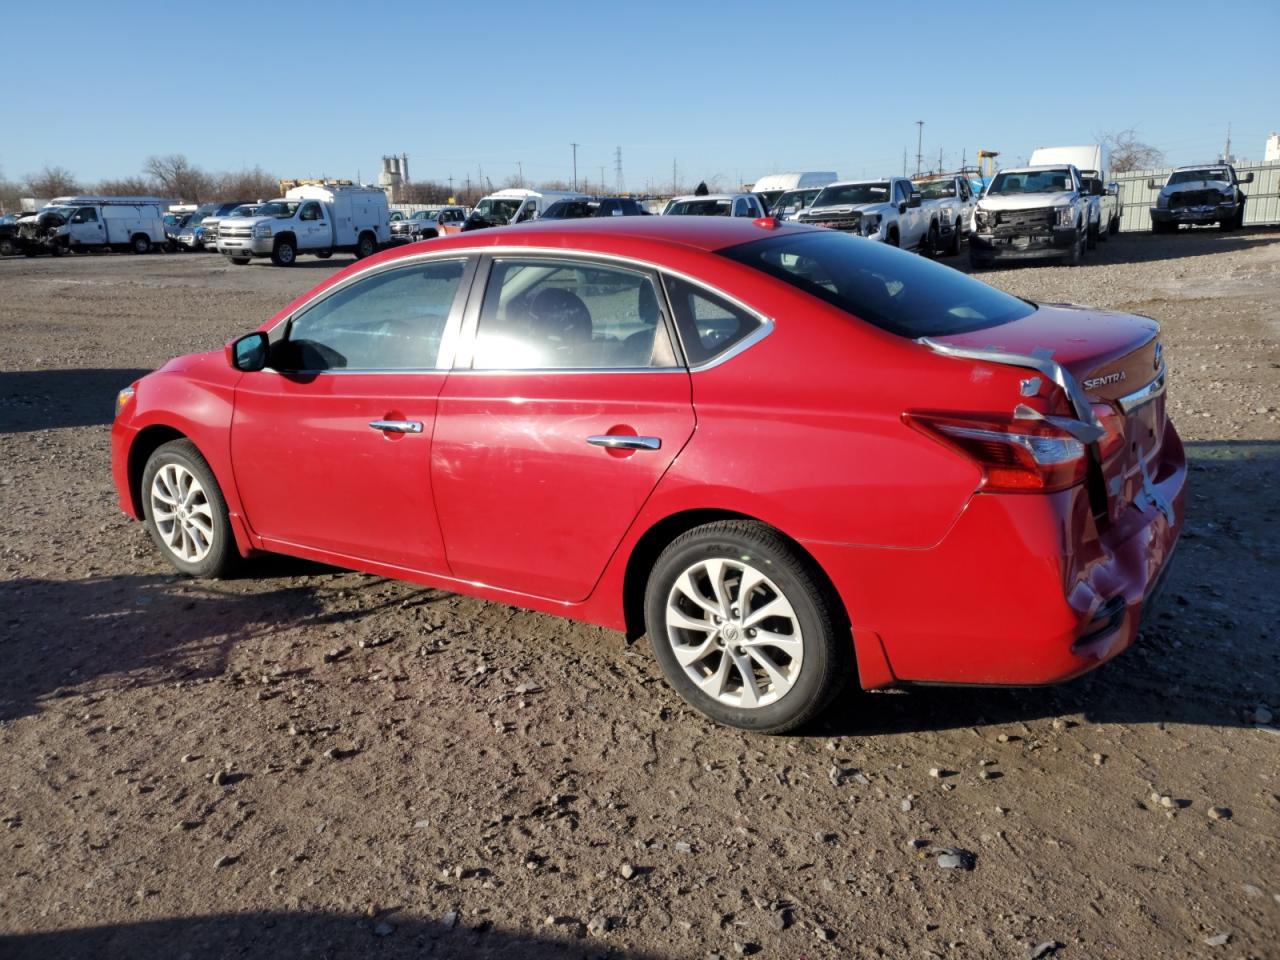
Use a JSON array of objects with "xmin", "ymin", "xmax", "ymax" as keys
[
  {"xmin": 472, "ymin": 198, "xmax": 523, "ymax": 222},
  {"xmin": 665, "ymin": 198, "xmax": 732, "ymax": 216},
  {"xmin": 772, "ymin": 188, "xmax": 821, "ymax": 213},
  {"xmin": 988, "ymin": 169, "xmax": 1073, "ymax": 195},
  {"xmin": 410, "ymin": 209, "xmax": 441, "ymax": 220},
  {"xmin": 256, "ymin": 201, "xmax": 299, "ymax": 218},
  {"xmin": 720, "ymin": 230, "xmax": 1035, "ymax": 338},
  {"xmin": 915, "ymin": 178, "xmax": 957, "ymax": 199},
  {"xmin": 813, "ymin": 183, "xmax": 890, "ymax": 207},
  {"xmin": 541, "ymin": 200, "xmax": 596, "ymax": 219},
  {"xmin": 231, "ymin": 205, "xmax": 256, "ymax": 216},
  {"xmin": 188, "ymin": 212, "xmax": 209, "ymax": 226},
  {"xmin": 1169, "ymin": 169, "xmax": 1229, "ymax": 184}
]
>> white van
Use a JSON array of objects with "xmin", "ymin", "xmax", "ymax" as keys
[
  {"xmin": 750, "ymin": 172, "xmax": 839, "ymax": 212},
  {"xmin": 462, "ymin": 188, "xmax": 588, "ymax": 231},
  {"xmin": 45, "ymin": 196, "xmax": 168, "ymax": 253},
  {"xmin": 216, "ymin": 184, "xmax": 391, "ymax": 265}
]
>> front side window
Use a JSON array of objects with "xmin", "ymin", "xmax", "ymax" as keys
[
  {"xmin": 299, "ymin": 203, "xmax": 322, "ymax": 221},
  {"xmin": 75, "ymin": 207, "xmax": 98, "ymax": 223},
  {"xmin": 720, "ymin": 230, "xmax": 1035, "ymax": 339},
  {"xmin": 472, "ymin": 259, "xmax": 676, "ymax": 370},
  {"xmin": 277, "ymin": 259, "xmax": 467, "ymax": 371},
  {"xmin": 663, "ymin": 276, "xmax": 763, "ymax": 366}
]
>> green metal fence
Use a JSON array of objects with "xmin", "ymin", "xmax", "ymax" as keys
[{"xmin": 1110, "ymin": 160, "xmax": 1280, "ymax": 232}]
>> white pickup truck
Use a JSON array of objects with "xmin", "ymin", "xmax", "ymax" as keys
[
  {"xmin": 797, "ymin": 177, "xmax": 931, "ymax": 250},
  {"xmin": 969, "ymin": 165, "xmax": 1091, "ymax": 268},
  {"xmin": 216, "ymin": 184, "xmax": 391, "ymax": 266},
  {"xmin": 912, "ymin": 174, "xmax": 977, "ymax": 255}
]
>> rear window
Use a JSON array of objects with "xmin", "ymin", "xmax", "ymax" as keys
[{"xmin": 720, "ymin": 230, "xmax": 1035, "ymax": 338}]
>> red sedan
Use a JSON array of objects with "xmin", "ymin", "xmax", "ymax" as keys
[{"xmin": 111, "ymin": 217, "xmax": 1185, "ymax": 733}]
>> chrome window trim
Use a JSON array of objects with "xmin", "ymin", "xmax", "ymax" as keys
[
  {"xmin": 260, "ymin": 244, "xmax": 775, "ymax": 376},
  {"xmin": 1115, "ymin": 364, "xmax": 1167, "ymax": 413}
]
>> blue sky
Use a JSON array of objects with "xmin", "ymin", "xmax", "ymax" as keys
[{"xmin": 2, "ymin": 0, "xmax": 1276, "ymax": 191}]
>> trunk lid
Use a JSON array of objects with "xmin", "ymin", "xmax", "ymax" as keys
[{"xmin": 933, "ymin": 303, "xmax": 1168, "ymax": 522}]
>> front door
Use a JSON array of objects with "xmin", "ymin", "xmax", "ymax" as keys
[
  {"xmin": 432, "ymin": 256, "xmax": 696, "ymax": 601},
  {"xmin": 69, "ymin": 207, "xmax": 103, "ymax": 247},
  {"xmin": 230, "ymin": 257, "xmax": 472, "ymax": 571},
  {"xmin": 297, "ymin": 201, "xmax": 328, "ymax": 250}
]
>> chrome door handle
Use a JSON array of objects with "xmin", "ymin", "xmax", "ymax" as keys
[
  {"xmin": 587, "ymin": 435, "xmax": 661, "ymax": 451},
  {"xmin": 369, "ymin": 419, "xmax": 423, "ymax": 434}
]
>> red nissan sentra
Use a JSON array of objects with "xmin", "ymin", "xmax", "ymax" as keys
[{"xmin": 111, "ymin": 217, "xmax": 1184, "ymax": 733}]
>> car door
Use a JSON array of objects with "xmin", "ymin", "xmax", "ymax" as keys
[
  {"xmin": 431, "ymin": 256, "xmax": 696, "ymax": 601},
  {"xmin": 69, "ymin": 207, "xmax": 104, "ymax": 247},
  {"xmin": 297, "ymin": 201, "xmax": 325, "ymax": 249},
  {"xmin": 230, "ymin": 256, "xmax": 474, "ymax": 570}
]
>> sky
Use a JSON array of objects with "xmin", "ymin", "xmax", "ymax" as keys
[{"xmin": 2, "ymin": 0, "xmax": 1277, "ymax": 192}]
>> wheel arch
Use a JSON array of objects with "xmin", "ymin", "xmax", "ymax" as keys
[
  {"xmin": 620, "ymin": 508, "xmax": 853, "ymax": 656},
  {"xmin": 127, "ymin": 424, "xmax": 189, "ymax": 517}
]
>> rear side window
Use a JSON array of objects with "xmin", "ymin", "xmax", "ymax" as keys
[
  {"xmin": 663, "ymin": 276, "xmax": 763, "ymax": 365},
  {"xmin": 279, "ymin": 259, "xmax": 466, "ymax": 370},
  {"xmin": 719, "ymin": 230, "xmax": 1034, "ymax": 338}
]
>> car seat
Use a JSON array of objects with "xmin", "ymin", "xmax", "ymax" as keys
[{"xmin": 527, "ymin": 287, "xmax": 592, "ymax": 362}]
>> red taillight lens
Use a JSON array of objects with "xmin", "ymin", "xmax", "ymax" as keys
[{"xmin": 905, "ymin": 411, "xmax": 1088, "ymax": 492}]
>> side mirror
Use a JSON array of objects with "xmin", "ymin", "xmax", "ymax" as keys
[
  {"xmin": 908, "ymin": 195, "xmax": 922, "ymax": 208},
  {"xmin": 1108, "ymin": 182, "xmax": 1120, "ymax": 195},
  {"xmin": 1147, "ymin": 178, "xmax": 1160, "ymax": 190},
  {"xmin": 1240, "ymin": 172, "xmax": 1254, "ymax": 184},
  {"xmin": 227, "ymin": 332, "xmax": 269, "ymax": 372}
]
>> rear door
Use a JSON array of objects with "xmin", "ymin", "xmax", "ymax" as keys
[
  {"xmin": 231, "ymin": 256, "xmax": 473, "ymax": 570},
  {"xmin": 431, "ymin": 255, "xmax": 695, "ymax": 601}
]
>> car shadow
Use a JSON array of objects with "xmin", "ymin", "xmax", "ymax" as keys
[
  {"xmin": 0, "ymin": 910, "xmax": 665, "ymax": 960},
  {"xmin": 0, "ymin": 367, "xmax": 151, "ymax": 433},
  {"xmin": 814, "ymin": 439, "xmax": 1280, "ymax": 736},
  {"xmin": 0, "ymin": 569, "xmax": 450, "ymax": 722}
]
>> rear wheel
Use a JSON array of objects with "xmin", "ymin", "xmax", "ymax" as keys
[
  {"xmin": 131, "ymin": 234, "xmax": 152, "ymax": 254},
  {"xmin": 141, "ymin": 439, "xmax": 236, "ymax": 579},
  {"xmin": 229, "ymin": 257, "xmax": 251, "ymax": 265},
  {"xmin": 644, "ymin": 520, "xmax": 849, "ymax": 734},
  {"xmin": 271, "ymin": 238, "xmax": 296, "ymax": 266},
  {"xmin": 355, "ymin": 232, "xmax": 376, "ymax": 259}
]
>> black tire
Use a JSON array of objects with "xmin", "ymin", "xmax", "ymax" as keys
[
  {"xmin": 229, "ymin": 257, "xmax": 251, "ymax": 265},
  {"xmin": 886, "ymin": 226, "xmax": 899, "ymax": 248},
  {"xmin": 49, "ymin": 241, "xmax": 65, "ymax": 257},
  {"xmin": 1108, "ymin": 216, "xmax": 1119, "ymax": 236},
  {"xmin": 131, "ymin": 234, "xmax": 152, "ymax": 254},
  {"xmin": 355, "ymin": 232, "xmax": 376, "ymax": 259},
  {"xmin": 0, "ymin": 239, "xmax": 13, "ymax": 257},
  {"xmin": 271, "ymin": 237, "xmax": 296, "ymax": 266},
  {"xmin": 141, "ymin": 439, "xmax": 237, "ymax": 579},
  {"xmin": 643, "ymin": 520, "xmax": 849, "ymax": 734},
  {"xmin": 948, "ymin": 218, "xmax": 963, "ymax": 256},
  {"xmin": 1086, "ymin": 221, "xmax": 1098, "ymax": 250},
  {"xmin": 315, "ymin": 249, "xmax": 333, "ymax": 259},
  {"xmin": 1065, "ymin": 227, "xmax": 1084, "ymax": 266},
  {"xmin": 421, "ymin": 228, "xmax": 439, "ymax": 240},
  {"xmin": 1236, "ymin": 204, "xmax": 1246, "ymax": 229},
  {"xmin": 924, "ymin": 221, "xmax": 940, "ymax": 257}
]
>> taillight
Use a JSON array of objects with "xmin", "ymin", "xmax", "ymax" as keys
[{"xmin": 905, "ymin": 411, "xmax": 1087, "ymax": 492}]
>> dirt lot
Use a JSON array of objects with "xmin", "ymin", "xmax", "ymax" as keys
[{"xmin": 1, "ymin": 233, "xmax": 1278, "ymax": 960}]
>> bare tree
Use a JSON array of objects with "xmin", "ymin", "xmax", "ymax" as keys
[
  {"xmin": 94, "ymin": 176, "xmax": 158, "ymax": 196},
  {"xmin": 0, "ymin": 171, "xmax": 24, "ymax": 213},
  {"xmin": 1100, "ymin": 128, "xmax": 1165, "ymax": 173},
  {"xmin": 24, "ymin": 165, "xmax": 81, "ymax": 198},
  {"xmin": 144, "ymin": 154, "xmax": 214, "ymax": 202},
  {"xmin": 216, "ymin": 167, "xmax": 279, "ymax": 202}
]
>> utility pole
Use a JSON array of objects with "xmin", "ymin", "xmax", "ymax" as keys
[
  {"xmin": 615, "ymin": 146, "xmax": 624, "ymax": 193},
  {"xmin": 465, "ymin": 175, "xmax": 471, "ymax": 201},
  {"xmin": 915, "ymin": 121, "xmax": 924, "ymax": 177},
  {"xmin": 517, "ymin": 161, "xmax": 523, "ymax": 187},
  {"xmin": 1223, "ymin": 122, "xmax": 1232, "ymax": 163},
  {"xmin": 937, "ymin": 147, "xmax": 943, "ymax": 174},
  {"xmin": 902, "ymin": 147, "xmax": 907, "ymax": 176},
  {"xmin": 599, "ymin": 166, "xmax": 606, "ymax": 192},
  {"xmin": 672, "ymin": 157, "xmax": 678, "ymax": 194},
  {"xmin": 570, "ymin": 142, "xmax": 580, "ymax": 190}
]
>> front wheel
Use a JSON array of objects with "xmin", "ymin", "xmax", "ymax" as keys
[
  {"xmin": 948, "ymin": 219, "xmax": 963, "ymax": 256},
  {"xmin": 924, "ymin": 221, "xmax": 940, "ymax": 257},
  {"xmin": 1065, "ymin": 228, "xmax": 1084, "ymax": 266},
  {"xmin": 644, "ymin": 520, "xmax": 849, "ymax": 734},
  {"xmin": 1086, "ymin": 221, "xmax": 1098, "ymax": 249},
  {"xmin": 141, "ymin": 439, "xmax": 236, "ymax": 578},
  {"xmin": 131, "ymin": 234, "xmax": 152, "ymax": 254},
  {"xmin": 271, "ymin": 238, "xmax": 296, "ymax": 266},
  {"xmin": 229, "ymin": 257, "xmax": 251, "ymax": 265}
]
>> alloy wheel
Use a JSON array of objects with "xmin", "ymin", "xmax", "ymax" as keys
[
  {"xmin": 150, "ymin": 463, "xmax": 215, "ymax": 563},
  {"xmin": 664, "ymin": 557, "xmax": 804, "ymax": 709}
]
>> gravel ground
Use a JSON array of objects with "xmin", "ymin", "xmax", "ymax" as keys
[{"xmin": 1, "ymin": 233, "xmax": 1278, "ymax": 960}]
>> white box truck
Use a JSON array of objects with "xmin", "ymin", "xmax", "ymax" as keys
[
  {"xmin": 215, "ymin": 183, "xmax": 390, "ymax": 266},
  {"xmin": 750, "ymin": 172, "xmax": 839, "ymax": 213},
  {"xmin": 1028, "ymin": 145, "xmax": 1120, "ymax": 239}
]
